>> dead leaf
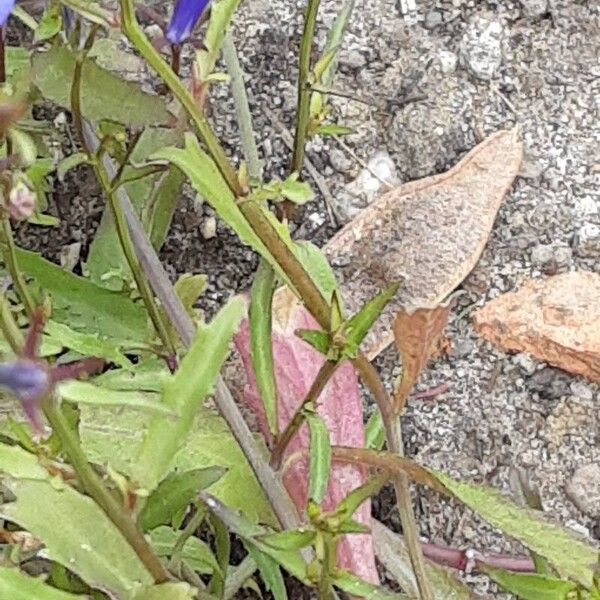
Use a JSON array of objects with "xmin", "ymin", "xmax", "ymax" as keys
[
  {"xmin": 473, "ymin": 272, "xmax": 600, "ymax": 382},
  {"xmin": 393, "ymin": 304, "xmax": 452, "ymax": 414},
  {"xmin": 323, "ymin": 128, "xmax": 523, "ymax": 359}
]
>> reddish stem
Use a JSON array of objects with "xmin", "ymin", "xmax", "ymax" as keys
[{"xmin": 413, "ymin": 383, "xmax": 449, "ymax": 401}]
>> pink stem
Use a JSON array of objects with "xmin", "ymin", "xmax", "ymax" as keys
[{"xmin": 413, "ymin": 383, "xmax": 449, "ymax": 400}]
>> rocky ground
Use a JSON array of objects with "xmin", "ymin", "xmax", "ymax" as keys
[{"xmin": 13, "ymin": 0, "xmax": 600, "ymax": 597}]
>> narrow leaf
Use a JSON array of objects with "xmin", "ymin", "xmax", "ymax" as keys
[
  {"xmin": 244, "ymin": 544, "xmax": 288, "ymax": 600},
  {"xmin": 0, "ymin": 479, "xmax": 153, "ymax": 597},
  {"xmin": 332, "ymin": 473, "xmax": 388, "ymax": 522},
  {"xmin": 0, "ymin": 568, "xmax": 83, "ymax": 600},
  {"xmin": 295, "ymin": 328, "xmax": 330, "ymax": 356},
  {"xmin": 333, "ymin": 571, "xmax": 408, "ymax": 599},
  {"xmin": 249, "ymin": 261, "xmax": 278, "ymax": 435},
  {"xmin": 257, "ymin": 529, "xmax": 316, "ymax": 551},
  {"xmin": 58, "ymin": 381, "xmax": 174, "ymax": 415},
  {"xmin": 140, "ymin": 466, "xmax": 226, "ymax": 531},
  {"xmin": 133, "ymin": 297, "xmax": 244, "ymax": 491},
  {"xmin": 132, "ymin": 582, "xmax": 196, "ymax": 599},
  {"xmin": 307, "ymin": 413, "xmax": 332, "ymax": 504},
  {"xmin": 483, "ymin": 567, "xmax": 577, "ymax": 600},
  {"xmin": 365, "ymin": 410, "xmax": 385, "ymax": 450}
]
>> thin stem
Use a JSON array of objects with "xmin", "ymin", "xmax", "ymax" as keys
[
  {"xmin": 118, "ymin": 0, "xmax": 242, "ymax": 196},
  {"xmin": 222, "ymin": 30, "xmax": 261, "ymax": 182},
  {"xmin": 91, "ymin": 155, "xmax": 176, "ymax": 359},
  {"xmin": 224, "ymin": 555, "xmax": 257, "ymax": 600},
  {"xmin": 0, "ymin": 218, "xmax": 36, "ymax": 318},
  {"xmin": 170, "ymin": 503, "xmax": 205, "ymax": 567},
  {"xmin": 0, "ymin": 26, "xmax": 5, "ymax": 85},
  {"xmin": 352, "ymin": 355, "xmax": 433, "ymax": 600},
  {"xmin": 271, "ymin": 359, "xmax": 338, "ymax": 469},
  {"xmin": 291, "ymin": 0, "xmax": 322, "ymax": 175},
  {"xmin": 42, "ymin": 399, "xmax": 169, "ymax": 582},
  {"xmin": 0, "ymin": 292, "xmax": 24, "ymax": 353}
]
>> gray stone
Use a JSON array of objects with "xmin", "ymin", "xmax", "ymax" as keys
[
  {"xmin": 529, "ymin": 367, "xmax": 570, "ymax": 399},
  {"xmin": 424, "ymin": 10, "xmax": 443, "ymax": 30},
  {"xmin": 570, "ymin": 381, "xmax": 594, "ymax": 402},
  {"xmin": 530, "ymin": 244, "xmax": 554, "ymax": 267},
  {"xmin": 201, "ymin": 216, "xmax": 217, "ymax": 240},
  {"xmin": 554, "ymin": 246, "xmax": 573, "ymax": 269},
  {"xmin": 567, "ymin": 464, "xmax": 600, "ymax": 517},
  {"xmin": 339, "ymin": 48, "xmax": 366, "ymax": 71},
  {"xmin": 519, "ymin": 0, "xmax": 548, "ymax": 18},
  {"xmin": 438, "ymin": 50, "xmax": 458, "ymax": 74},
  {"xmin": 329, "ymin": 148, "xmax": 352, "ymax": 173},
  {"xmin": 574, "ymin": 223, "xmax": 600, "ymax": 258},
  {"xmin": 460, "ymin": 16, "xmax": 504, "ymax": 81},
  {"xmin": 514, "ymin": 352, "xmax": 538, "ymax": 376}
]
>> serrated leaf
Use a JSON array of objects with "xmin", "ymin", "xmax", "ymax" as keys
[
  {"xmin": 0, "ymin": 568, "xmax": 83, "ymax": 600},
  {"xmin": 58, "ymin": 381, "xmax": 174, "ymax": 416},
  {"xmin": 132, "ymin": 297, "xmax": 244, "ymax": 491},
  {"xmin": 45, "ymin": 320, "xmax": 132, "ymax": 368},
  {"xmin": 249, "ymin": 261, "xmax": 278, "ymax": 435},
  {"xmin": 0, "ymin": 479, "xmax": 152, "ymax": 597},
  {"xmin": 140, "ymin": 466, "xmax": 226, "ymax": 531},
  {"xmin": 435, "ymin": 472, "xmax": 598, "ymax": 588},
  {"xmin": 32, "ymin": 46, "xmax": 170, "ymax": 127},
  {"xmin": 149, "ymin": 526, "xmax": 221, "ymax": 576},
  {"xmin": 293, "ymin": 241, "xmax": 340, "ymax": 304},
  {"xmin": 132, "ymin": 582, "xmax": 196, "ymax": 600},
  {"xmin": 483, "ymin": 567, "xmax": 577, "ymax": 600},
  {"xmin": 307, "ymin": 413, "xmax": 331, "ymax": 504},
  {"xmin": 14, "ymin": 248, "xmax": 147, "ymax": 342},
  {"xmin": 342, "ymin": 283, "xmax": 399, "ymax": 358}
]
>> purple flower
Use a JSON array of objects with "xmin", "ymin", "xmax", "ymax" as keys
[
  {"xmin": 0, "ymin": 0, "xmax": 15, "ymax": 27},
  {"xmin": 166, "ymin": 0, "xmax": 211, "ymax": 45}
]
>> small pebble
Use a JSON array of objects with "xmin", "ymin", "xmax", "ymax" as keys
[
  {"xmin": 574, "ymin": 223, "xmax": 600, "ymax": 258},
  {"xmin": 201, "ymin": 217, "xmax": 217, "ymax": 240},
  {"xmin": 567, "ymin": 464, "xmax": 600, "ymax": 518},
  {"xmin": 460, "ymin": 16, "xmax": 504, "ymax": 81}
]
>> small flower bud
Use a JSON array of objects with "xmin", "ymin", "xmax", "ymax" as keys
[
  {"xmin": 8, "ymin": 180, "xmax": 36, "ymax": 221},
  {"xmin": 166, "ymin": 0, "xmax": 211, "ymax": 45}
]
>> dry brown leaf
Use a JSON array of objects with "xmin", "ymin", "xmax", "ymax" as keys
[
  {"xmin": 393, "ymin": 304, "xmax": 452, "ymax": 414},
  {"xmin": 323, "ymin": 128, "xmax": 523, "ymax": 359},
  {"xmin": 473, "ymin": 271, "xmax": 600, "ymax": 382}
]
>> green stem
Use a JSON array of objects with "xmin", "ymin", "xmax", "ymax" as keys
[
  {"xmin": 222, "ymin": 31, "xmax": 261, "ymax": 182},
  {"xmin": 291, "ymin": 0, "xmax": 322, "ymax": 175},
  {"xmin": 353, "ymin": 355, "xmax": 433, "ymax": 600},
  {"xmin": 92, "ymin": 156, "xmax": 176, "ymax": 358},
  {"xmin": 0, "ymin": 292, "xmax": 24, "ymax": 353},
  {"xmin": 42, "ymin": 399, "xmax": 169, "ymax": 582},
  {"xmin": 271, "ymin": 359, "xmax": 338, "ymax": 469},
  {"xmin": 0, "ymin": 218, "xmax": 35, "ymax": 318},
  {"xmin": 118, "ymin": 0, "xmax": 242, "ymax": 196},
  {"xmin": 223, "ymin": 555, "xmax": 257, "ymax": 600},
  {"xmin": 169, "ymin": 503, "xmax": 205, "ymax": 567}
]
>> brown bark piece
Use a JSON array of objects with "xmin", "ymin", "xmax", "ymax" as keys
[
  {"xmin": 323, "ymin": 128, "xmax": 523, "ymax": 359},
  {"xmin": 393, "ymin": 304, "xmax": 452, "ymax": 413},
  {"xmin": 473, "ymin": 272, "xmax": 600, "ymax": 382}
]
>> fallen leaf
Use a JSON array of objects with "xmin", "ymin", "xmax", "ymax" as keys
[
  {"xmin": 234, "ymin": 293, "xmax": 379, "ymax": 585},
  {"xmin": 323, "ymin": 128, "xmax": 523, "ymax": 358},
  {"xmin": 393, "ymin": 303, "xmax": 452, "ymax": 413},
  {"xmin": 473, "ymin": 272, "xmax": 600, "ymax": 382}
]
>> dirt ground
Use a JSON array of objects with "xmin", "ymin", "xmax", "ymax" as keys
[{"xmin": 12, "ymin": 0, "xmax": 600, "ymax": 597}]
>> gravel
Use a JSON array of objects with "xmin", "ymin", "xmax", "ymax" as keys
[{"xmin": 11, "ymin": 0, "xmax": 600, "ymax": 597}]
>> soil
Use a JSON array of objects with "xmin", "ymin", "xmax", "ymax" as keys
[{"xmin": 9, "ymin": 0, "xmax": 600, "ymax": 598}]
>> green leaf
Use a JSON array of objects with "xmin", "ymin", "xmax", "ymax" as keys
[
  {"xmin": 195, "ymin": 0, "xmax": 242, "ymax": 81},
  {"xmin": 342, "ymin": 283, "xmax": 399, "ymax": 357},
  {"xmin": 200, "ymin": 492, "xmax": 308, "ymax": 583},
  {"xmin": 55, "ymin": 0, "xmax": 114, "ymax": 27},
  {"xmin": 140, "ymin": 467, "xmax": 226, "ymax": 531},
  {"xmin": 94, "ymin": 359, "xmax": 169, "ymax": 393},
  {"xmin": 0, "ymin": 568, "xmax": 83, "ymax": 600},
  {"xmin": 133, "ymin": 297, "xmax": 244, "ymax": 492},
  {"xmin": 483, "ymin": 567, "xmax": 577, "ymax": 600},
  {"xmin": 294, "ymin": 241, "xmax": 340, "ymax": 305},
  {"xmin": 56, "ymin": 152, "xmax": 90, "ymax": 181},
  {"xmin": 87, "ymin": 128, "xmax": 183, "ymax": 289},
  {"xmin": 132, "ymin": 582, "xmax": 196, "ymax": 600},
  {"xmin": 307, "ymin": 413, "xmax": 331, "ymax": 504},
  {"xmin": 58, "ymin": 381, "xmax": 174, "ymax": 416},
  {"xmin": 208, "ymin": 512, "xmax": 229, "ymax": 597},
  {"xmin": 32, "ymin": 46, "xmax": 171, "ymax": 127},
  {"xmin": 45, "ymin": 320, "xmax": 132, "ymax": 368},
  {"xmin": 280, "ymin": 176, "xmax": 315, "ymax": 204},
  {"xmin": 0, "ymin": 479, "xmax": 153, "ymax": 597},
  {"xmin": 333, "ymin": 571, "xmax": 407, "ymax": 599},
  {"xmin": 244, "ymin": 544, "xmax": 288, "ymax": 600},
  {"xmin": 257, "ymin": 529, "xmax": 316, "ymax": 551},
  {"xmin": 332, "ymin": 473, "xmax": 388, "ymax": 523},
  {"xmin": 5, "ymin": 47, "xmax": 31, "ymax": 79},
  {"xmin": 149, "ymin": 526, "xmax": 221, "ymax": 576},
  {"xmin": 295, "ymin": 328, "xmax": 331, "ymax": 356},
  {"xmin": 15, "ymin": 248, "xmax": 148, "ymax": 342},
  {"xmin": 249, "ymin": 260, "xmax": 278, "ymax": 435},
  {"xmin": 435, "ymin": 472, "xmax": 599, "ymax": 587},
  {"xmin": 365, "ymin": 410, "xmax": 385, "ymax": 450},
  {"xmin": 34, "ymin": 4, "xmax": 62, "ymax": 42},
  {"xmin": 315, "ymin": 124, "xmax": 354, "ymax": 137},
  {"xmin": 0, "ymin": 442, "xmax": 49, "ymax": 480}
]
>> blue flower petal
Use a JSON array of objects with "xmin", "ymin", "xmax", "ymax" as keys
[
  {"xmin": 0, "ymin": 0, "xmax": 15, "ymax": 27},
  {"xmin": 0, "ymin": 360, "xmax": 49, "ymax": 402},
  {"xmin": 166, "ymin": 0, "xmax": 211, "ymax": 45}
]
